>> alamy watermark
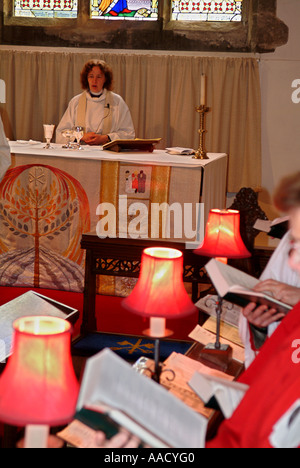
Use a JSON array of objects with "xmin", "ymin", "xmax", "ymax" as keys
[
  {"xmin": 291, "ymin": 79, "xmax": 300, "ymax": 104},
  {"xmin": 95, "ymin": 196, "xmax": 205, "ymax": 248},
  {"xmin": 291, "ymin": 339, "xmax": 300, "ymax": 364}
]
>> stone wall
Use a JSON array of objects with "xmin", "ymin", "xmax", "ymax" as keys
[{"xmin": 0, "ymin": 0, "xmax": 288, "ymax": 53}]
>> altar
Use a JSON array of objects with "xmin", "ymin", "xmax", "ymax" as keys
[{"xmin": 0, "ymin": 142, "xmax": 227, "ymax": 294}]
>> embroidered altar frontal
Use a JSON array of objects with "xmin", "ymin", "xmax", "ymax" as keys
[{"xmin": 0, "ymin": 144, "xmax": 227, "ymax": 295}]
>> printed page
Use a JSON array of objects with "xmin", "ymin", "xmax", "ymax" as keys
[
  {"xmin": 205, "ymin": 259, "xmax": 259, "ymax": 295},
  {"xmin": 189, "ymin": 372, "xmax": 249, "ymax": 419},
  {"xmin": 196, "ymin": 294, "xmax": 241, "ymax": 328},
  {"xmin": 202, "ymin": 316, "xmax": 244, "ymax": 348},
  {"xmin": 0, "ymin": 291, "xmax": 67, "ymax": 358},
  {"xmin": 188, "ymin": 325, "xmax": 245, "ymax": 363},
  {"xmin": 159, "ymin": 352, "xmax": 233, "ymax": 418}
]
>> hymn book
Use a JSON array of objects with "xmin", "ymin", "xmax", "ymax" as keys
[
  {"xmin": 205, "ymin": 259, "xmax": 292, "ymax": 315},
  {"xmin": 254, "ymin": 216, "xmax": 289, "ymax": 239},
  {"xmin": 75, "ymin": 348, "xmax": 208, "ymax": 448}
]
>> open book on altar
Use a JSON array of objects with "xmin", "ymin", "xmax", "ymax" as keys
[
  {"xmin": 188, "ymin": 372, "xmax": 249, "ymax": 420},
  {"xmin": 205, "ymin": 259, "xmax": 292, "ymax": 316},
  {"xmin": 103, "ymin": 138, "xmax": 162, "ymax": 153},
  {"xmin": 166, "ymin": 147, "xmax": 195, "ymax": 155},
  {"xmin": 72, "ymin": 348, "xmax": 208, "ymax": 448}
]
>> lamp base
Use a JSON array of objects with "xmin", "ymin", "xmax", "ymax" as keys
[
  {"xmin": 142, "ymin": 329, "xmax": 175, "ymax": 384},
  {"xmin": 143, "ymin": 328, "xmax": 173, "ymax": 338},
  {"xmin": 200, "ymin": 343, "xmax": 233, "ymax": 372}
]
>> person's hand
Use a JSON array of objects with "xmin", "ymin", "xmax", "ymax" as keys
[
  {"xmin": 254, "ymin": 279, "xmax": 300, "ymax": 306},
  {"xmin": 81, "ymin": 132, "xmax": 109, "ymax": 146},
  {"xmin": 91, "ymin": 428, "xmax": 142, "ymax": 448},
  {"xmin": 242, "ymin": 302, "xmax": 285, "ymax": 328}
]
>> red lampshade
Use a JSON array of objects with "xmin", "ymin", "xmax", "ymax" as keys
[
  {"xmin": 0, "ymin": 316, "xmax": 79, "ymax": 427},
  {"xmin": 194, "ymin": 209, "xmax": 251, "ymax": 259},
  {"xmin": 123, "ymin": 247, "xmax": 197, "ymax": 320}
]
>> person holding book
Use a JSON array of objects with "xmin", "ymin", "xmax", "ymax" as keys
[
  {"xmin": 208, "ymin": 172, "xmax": 300, "ymax": 448},
  {"xmin": 239, "ymin": 178, "xmax": 300, "ymax": 367}
]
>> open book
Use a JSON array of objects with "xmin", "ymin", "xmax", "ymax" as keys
[
  {"xmin": 254, "ymin": 216, "xmax": 289, "ymax": 239},
  {"xmin": 103, "ymin": 138, "xmax": 161, "ymax": 153},
  {"xmin": 188, "ymin": 372, "xmax": 249, "ymax": 419},
  {"xmin": 0, "ymin": 291, "xmax": 78, "ymax": 362},
  {"xmin": 205, "ymin": 259, "xmax": 292, "ymax": 315},
  {"xmin": 166, "ymin": 147, "xmax": 195, "ymax": 155},
  {"xmin": 75, "ymin": 348, "xmax": 208, "ymax": 448}
]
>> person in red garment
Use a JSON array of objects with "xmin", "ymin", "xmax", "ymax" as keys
[
  {"xmin": 92, "ymin": 173, "xmax": 300, "ymax": 449},
  {"xmin": 207, "ymin": 172, "xmax": 300, "ymax": 449}
]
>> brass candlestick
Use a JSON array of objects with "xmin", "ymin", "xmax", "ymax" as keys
[{"xmin": 193, "ymin": 105, "xmax": 209, "ymax": 160}]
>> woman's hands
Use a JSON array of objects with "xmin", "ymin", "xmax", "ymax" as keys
[
  {"xmin": 254, "ymin": 279, "xmax": 300, "ymax": 307},
  {"xmin": 81, "ymin": 132, "xmax": 110, "ymax": 146},
  {"xmin": 242, "ymin": 280, "xmax": 300, "ymax": 328},
  {"xmin": 243, "ymin": 302, "xmax": 284, "ymax": 329}
]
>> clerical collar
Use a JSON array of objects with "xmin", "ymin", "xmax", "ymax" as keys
[{"xmin": 88, "ymin": 90, "xmax": 103, "ymax": 98}]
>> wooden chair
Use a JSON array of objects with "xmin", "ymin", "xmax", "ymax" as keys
[{"xmin": 228, "ymin": 187, "xmax": 268, "ymax": 275}]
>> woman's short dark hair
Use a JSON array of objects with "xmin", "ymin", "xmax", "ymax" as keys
[
  {"xmin": 80, "ymin": 60, "xmax": 113, "ymax": 91},
  {"xmin": 273, "ymin": 172, "xmax": 300, "ymax": 212}
]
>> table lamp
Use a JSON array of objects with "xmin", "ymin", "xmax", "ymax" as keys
[
  {"xmin": 194, "ymin": 209, "xmax": 251, "ymax": 369},
  {"xmin": 0, "ymin": 316, "xmax": 80, "ymax": 448},
  {"xmin": 123, "ymin": 247, "xmax": 197, "ymax": 382}
]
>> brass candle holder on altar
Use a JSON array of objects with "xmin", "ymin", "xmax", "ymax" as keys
[{"xmin": 193, "ymin": 104, "xmax": 210, "ymax": 160}]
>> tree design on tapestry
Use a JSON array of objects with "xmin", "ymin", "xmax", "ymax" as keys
[{"xmin": 0, "ymin": 164, "xmax": 90, "ymax": 290}]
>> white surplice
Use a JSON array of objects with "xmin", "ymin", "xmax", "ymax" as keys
[{"xmin": 56, "ymin": 89, "xmax": 135, "ymax": 144}]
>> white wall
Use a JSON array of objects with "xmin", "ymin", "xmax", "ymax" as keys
[{"xmin": 259, "ymin": 0, "xmax": 300, "ymax": 218}]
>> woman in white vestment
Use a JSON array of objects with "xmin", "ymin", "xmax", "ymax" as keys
[
  {"xmin": 0, "ymin": 116, "xmax": 11, "ymax": 181},
  {"xmin": 56, "ymin": 60, "xmax": 135, "ymax": 146}
]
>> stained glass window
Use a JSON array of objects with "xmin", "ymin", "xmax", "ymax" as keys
[
  {"xmin": 172, "ymin": 0, "xmax": 243, "ymax": 21},
  {"xmin": 13, "ymin": 0, "xmax": 242, "ymax": 21},
  {"xmin": 14, "ymin": 0, "xmax": 78, "ymax": 17},
  {"xmin": 90, "ymin": 0, "xmax": 158, "ymax": 20}
]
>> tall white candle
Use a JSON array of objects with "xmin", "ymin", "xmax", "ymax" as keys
[{"xmin": 200, "ymin": 74, "xmax": 206, "ymax": 105}]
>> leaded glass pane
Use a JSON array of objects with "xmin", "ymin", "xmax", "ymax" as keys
[
  {"xmin": 14, "ymin": 0, "xmax": 78, "ymax": 17},
  {"xmin": 172, "ymin": 0, "xmax": 243, "ymax": 21},
  {"xmin": 90, "ymin": 0, "xmax": 158, "ymax": 20}
]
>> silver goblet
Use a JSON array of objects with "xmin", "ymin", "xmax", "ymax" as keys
[
  {"xmin": 62, "ymin": 129, "xmax": 75, "ymax": 149},
  {"xmin": 73, "ymin": 126, "xmax": 84, "ymax": 150}
]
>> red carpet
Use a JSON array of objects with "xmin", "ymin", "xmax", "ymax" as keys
[{"xmin": 0, "ymin": 286, "xmax": 198, "ymax": 341}]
